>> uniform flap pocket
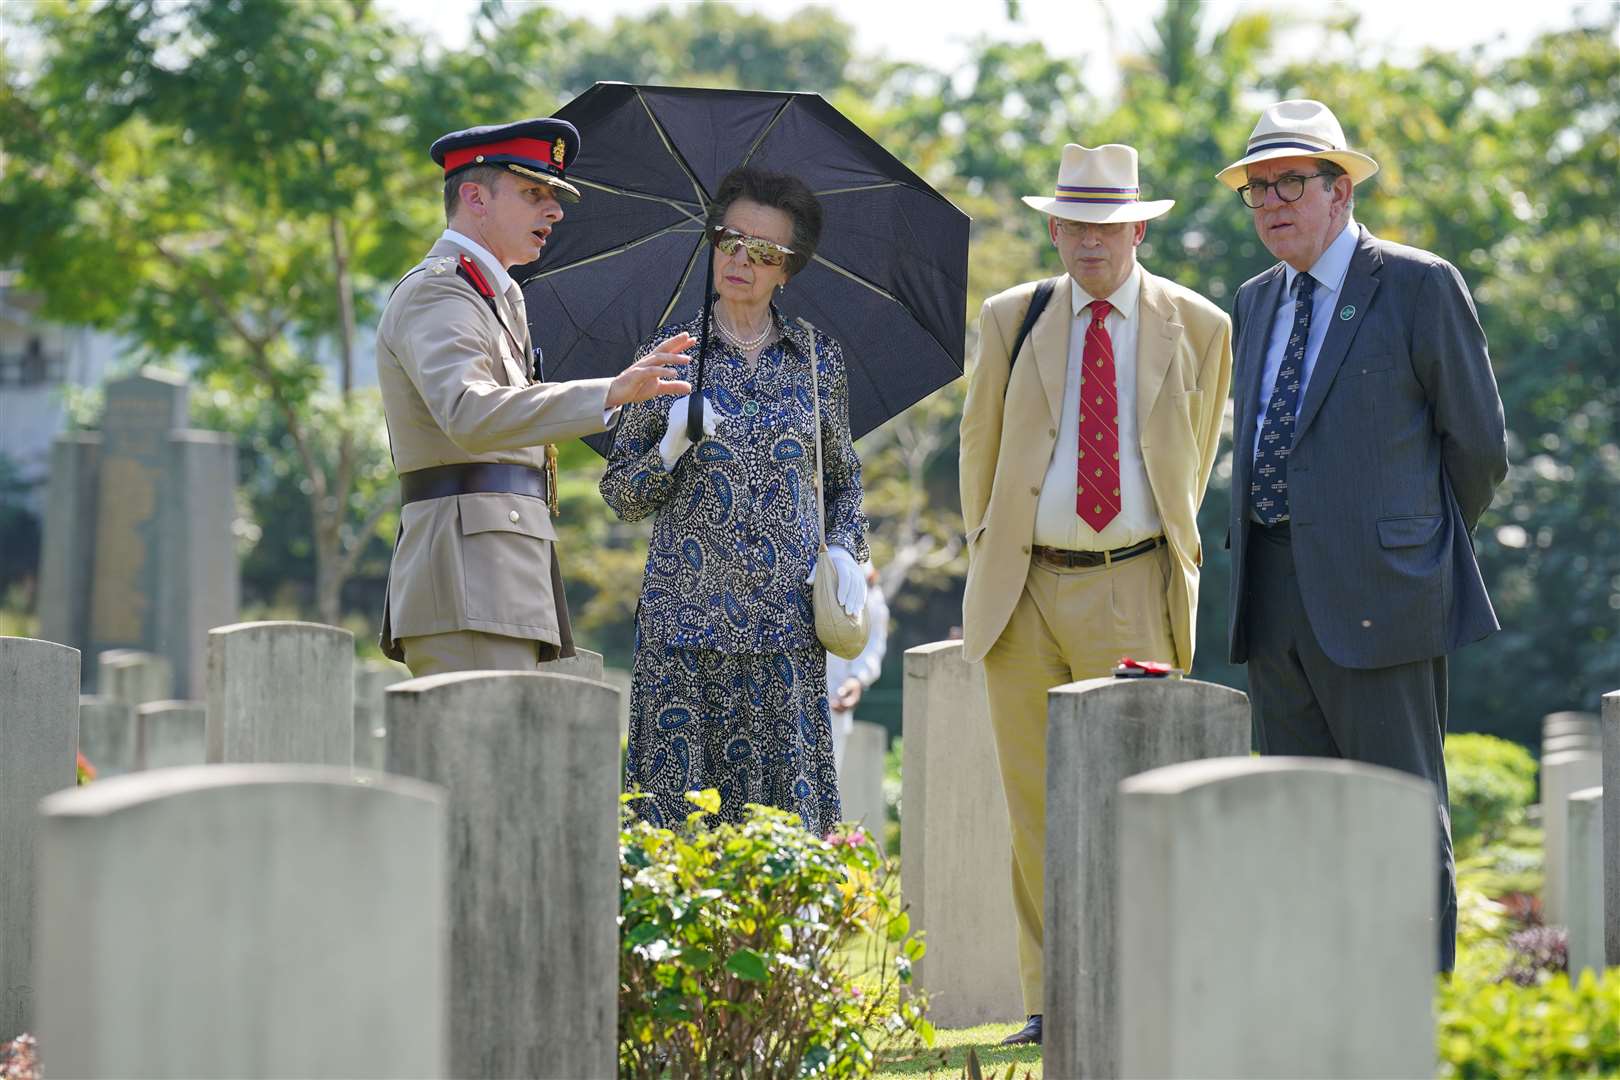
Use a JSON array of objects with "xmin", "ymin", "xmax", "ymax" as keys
[
  {"xmin": 1377, "ymin": 514, "xmax": 1441, "ymax": 549},
  {"xmin": 458, "ymin": 493, "xmax": 556, "ymax": 540}
]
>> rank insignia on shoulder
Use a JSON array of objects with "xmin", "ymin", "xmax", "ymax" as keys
[{"xmin": 429, "ymin": 257, "xmax": 455, "ymax": 275}]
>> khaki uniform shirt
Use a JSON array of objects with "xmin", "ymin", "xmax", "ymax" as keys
[{"xmin": 377, "ymin": 237, "xmax": 615, "ymax": 659}]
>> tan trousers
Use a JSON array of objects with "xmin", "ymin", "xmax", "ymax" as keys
[
  {"xmin": 981, "ymin": 544, "xmax": 1176, "ymax": 1014},
  {"xmin": 400, "ymin": 630, "xmax": 540, "ymax": 677}
]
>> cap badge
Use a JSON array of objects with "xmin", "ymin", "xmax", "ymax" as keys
[{"xmin": 552, "ymin": 140, "xmax": 566, "ymax": 166}]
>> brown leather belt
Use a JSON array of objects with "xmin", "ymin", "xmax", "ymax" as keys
[
  {"xmin": 1032, "ymin": 536, "xmax": 1164, "ymax": 569},
  {"xmin": 399, "ymin": 462, "xmax": 547, "ymax": 506}
]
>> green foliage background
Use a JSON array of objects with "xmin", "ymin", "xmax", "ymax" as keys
[{"xmin": 1, "ymin": 1, "xmax": 1615, "ymax": 747}]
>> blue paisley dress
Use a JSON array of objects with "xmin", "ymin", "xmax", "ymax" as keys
[{"xmin": 600, "ymin": 308, "xmax": 867, "ymax": 834}]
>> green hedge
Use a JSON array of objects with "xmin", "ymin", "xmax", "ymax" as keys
[
  {"xmin": 1439, "ymin": 968, "xmax": 1620, "ymax": 1077},
  {"xmin": 1445, "ymin": 734, "xmax": 1538, "ymax": 856}
]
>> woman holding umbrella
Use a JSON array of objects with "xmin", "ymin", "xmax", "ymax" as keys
[{"xmin": 600, "ymin": 165, "xmax": 868, "ymax": 834}]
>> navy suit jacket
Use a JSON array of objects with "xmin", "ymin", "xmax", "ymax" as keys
[{"xmin": 1227, "ymin": 226, "xmax": 1508, "ymax": 669}]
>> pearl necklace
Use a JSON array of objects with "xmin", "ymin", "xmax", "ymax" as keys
[{"xmin": 716, "ymin": 309, "xmax": 773, "ymax": 351}]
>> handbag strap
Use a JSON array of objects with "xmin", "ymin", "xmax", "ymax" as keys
[{"xmin": 798, "ymin": 318, "xmax": 829, "ymax": 554}]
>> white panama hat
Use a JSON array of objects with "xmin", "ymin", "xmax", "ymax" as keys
[
  {"xmin": 1021, "ymin": 143, "xmax": 1174, "ymax": 224},
  {"xmin": 1217, "ymin": 99, "xmax": 1380, "ymax": 190}
]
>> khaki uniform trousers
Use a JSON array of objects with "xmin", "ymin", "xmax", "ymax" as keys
[
  {"xmin": 400, "ymin": 630, "xmax": 541, "ymax": 677},
  {"xmin": 981, "ymin": 543, "xmax": 1176, "ymax": 1014}
]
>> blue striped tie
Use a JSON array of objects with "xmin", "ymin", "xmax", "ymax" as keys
[{"xmin": 1251, "ymin": 273, "xmax": 1315, "ymax": 525}]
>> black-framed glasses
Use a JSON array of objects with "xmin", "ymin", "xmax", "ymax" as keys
[
  {"xmin": 1236, "ymin": 172, "xmax": 1331, "ymax": 209},
  {"xmin": 708, "ymin": 225, "xmax": 795, "ymax": 267}
]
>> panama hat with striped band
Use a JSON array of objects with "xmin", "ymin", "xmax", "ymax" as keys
[
  {"xmin": 1217, "ymin": 99, "xmax": 1379, "ymax": 190},
  {"xmin": 1022, "ymin": 143, "xmax": 1174, "ymax": 224}
]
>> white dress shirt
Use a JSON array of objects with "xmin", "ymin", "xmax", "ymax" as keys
[
  {"xmin": 1033, "ymin": 267, "xmax": 1162, "ymax": 551},
  {"xmin": 441, "ymin": 228, "xmax": 517, "ymax": 297},
  {"xmin": 1251, "ymin": 215, "xmax": 1359, "ymax": 463}
]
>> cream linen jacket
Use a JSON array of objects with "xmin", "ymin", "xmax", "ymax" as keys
[
  {"xmin": 959, "ymin": 268, "xmax": 1233, "ymax": 668},
  {"xmin": 377, "ymin": 238, "xmax": 615, "ymax": 656}
]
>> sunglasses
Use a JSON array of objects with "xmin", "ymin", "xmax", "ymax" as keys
[{"xmin": 708, "ymin": 225, "xmax": 795, "ymax": 267}]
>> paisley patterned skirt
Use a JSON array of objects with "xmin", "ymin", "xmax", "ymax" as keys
[{"xmin": 624, "ymin": 639, "xmax": 842, "ymax": 835}]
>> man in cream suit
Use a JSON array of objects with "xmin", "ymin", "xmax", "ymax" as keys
[
  {"xmin": 378, "ymin": 118, "xmax": 693, "ymax": 675},
  {"xmin": 959, "ymin": 143, "xmax": 1232, "ymax": 1045}
]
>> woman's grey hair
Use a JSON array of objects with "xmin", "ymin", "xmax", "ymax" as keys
[{"xmin": 704, "ymin": 166, "xmax": 823, "ymax": 278}]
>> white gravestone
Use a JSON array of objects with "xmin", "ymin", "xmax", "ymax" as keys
[
  {"xmin": 386, "ymin": 671, "xmax": 620, "ymax": 1079},
  {"xmin": 77, "ymin": 695, "xmax": 135, "ymax": 778},
  {"xmin": 1601, "ymin": 691, "xmax": 1620, "ymax": 965},
  {"xmin": 1543, "ymin": 748, "xmax": 1602, "ymax": 926},
  {"xmin": 1118, "ymin": 757, "xmax": 1435, "ymax": 1079},
  {"xmin": 1043, "ymin": 676, "xmax": 1250, "ymax": 1080},
  {"xmin": 1568, "ymin": 785, "xmax": 1604, "ymax": 979},
  {"xmin": 0, "ymin": 637, "xmax": 79, "ymax": 1042},
  {"xmin": 837, "ymin": 720, "xmax": 888, "ymax": 849},
  {"xmin": 900, "ymin": 641, "xmax": 1022, "ymax": 1028},
  {"xmin": 134, "ymin": 700, "xmax": 207, "ymax": 770},
  {"xmin": 36, "ymin": 765, "xmax": 446, "ymax": 1078},
  {"xmin": 207, "ymin": 621, "xmax": 353, "ymax": 766}
]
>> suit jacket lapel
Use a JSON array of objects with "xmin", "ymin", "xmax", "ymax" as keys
[
  {"xmin": 1031, "ymin": 280, "xmax": 1072, "ymax": 429},
  {"xmin": 1294, "ymin": 226, "xmax": 1382, "ymax": 441},
  {"xmin": 1232, "ymin": 266, "xmax": 1286, "ymax": 496},
  {"xmin": 1134, "ymin": 273, "xmax": 1181, "ymax": 445}
]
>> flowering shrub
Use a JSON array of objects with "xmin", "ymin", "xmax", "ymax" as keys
[
  {"xmin": 618, "ymin": 791, "xmax": 932, "ymax": 1078},
  {"xmin": 0, "ymin": 1034, "xmax": 38, "ymax": 1080},
  {"xmin": 76, "ymin": 750, "xmax": 96, "ymax": 785}
]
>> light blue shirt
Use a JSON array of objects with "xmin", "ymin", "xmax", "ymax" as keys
[{"xmin": 1251, "ymin": 216, "xmax": 1359, "ymax": 463}]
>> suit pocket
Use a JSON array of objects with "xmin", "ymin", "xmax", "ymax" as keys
[
  {"xmin": 1377, "ymin": 514, "xmax": 1442, "ymax": 548},
  {"xmin": 459, "ymin": 493, "xmax": 556, "ymax": 627},
  {"xmin": 1344, "ymin": 352, "xmax": 1396, "ymax": 378}
]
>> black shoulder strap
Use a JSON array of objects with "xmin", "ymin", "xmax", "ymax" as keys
[{"xmin": 1009, "ymin": 276, "xmax": 1061, "ymax": 374}]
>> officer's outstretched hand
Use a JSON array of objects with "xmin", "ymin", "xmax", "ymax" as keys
[{"xmin": 606, "ymin": 333, "xmax": 695, "ymax": 408}]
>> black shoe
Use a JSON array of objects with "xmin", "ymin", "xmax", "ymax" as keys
[{"xmin": 1000, "ymin": 1014, "xmax": 1042, "ymax": 1046}]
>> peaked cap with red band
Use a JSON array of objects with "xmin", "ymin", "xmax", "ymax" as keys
[{"xmin": 431, "ymin": 117, "xmax": 582, "ymax": 202}]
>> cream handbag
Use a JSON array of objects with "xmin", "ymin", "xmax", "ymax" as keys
[{"xmin": 802, "ymin": 320, "xmax": 870, "ymax": 661}]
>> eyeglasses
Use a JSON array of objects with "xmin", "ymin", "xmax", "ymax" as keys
[
  {"xmin": 1236, "ymin": 172, "xmax": 1332, "ymax": 209},
  {"xmin": 709, "ymin": 225, "xmax": 795, "ymax": 267}
]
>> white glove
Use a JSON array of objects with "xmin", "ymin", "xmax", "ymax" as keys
[
  {"xmin": 806, "ymin": 545, "xmax": 866, "ymax": 617},
  {"xmin": 658, "ymin": 394, "xmax": 717, "ymax": 470}
]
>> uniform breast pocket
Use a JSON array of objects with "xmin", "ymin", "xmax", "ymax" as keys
[{"xmin": 457, "ymin": 493, "xmax": 556, "ymax": 626}]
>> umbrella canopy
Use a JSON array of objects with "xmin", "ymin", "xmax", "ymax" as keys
[{"xmin": 517, "ymin": 82, "xmax": 970, "ymax": 453}]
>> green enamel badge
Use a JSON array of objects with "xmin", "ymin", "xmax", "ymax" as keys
[{"xmin": 1339, "ymin": 304, "xmax": 1356, "ymax": 321}]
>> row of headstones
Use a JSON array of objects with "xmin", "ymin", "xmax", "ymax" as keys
[
  {"xmin": 0, "ymin": 629, "xmax": 625, "ymax": 1077},
  {"xmin": 902, "ymin": 641, "xmax": 1489, "ymax": 1078},
  {"xmin": 82, "ymin": 640, "xmax": 890, "ymax": 839},
  {"xmin": 1542, "ymin": 702, "xmax": 1620, "ymax": 979}
]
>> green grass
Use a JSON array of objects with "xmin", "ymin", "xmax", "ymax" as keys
[{"xmin": 873, "ymin": 1022, "xmax": 1042, "ymax": 1078}]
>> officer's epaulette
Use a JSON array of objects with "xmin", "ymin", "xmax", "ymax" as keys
[{"xmin": 455, "ymin": 253, "xmax": 497, "ymax": 301}]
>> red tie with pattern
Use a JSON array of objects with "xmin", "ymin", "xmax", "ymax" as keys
[{"xmin": 1076, "ymin": 299, "xmax": 1120, "ymax": 530}]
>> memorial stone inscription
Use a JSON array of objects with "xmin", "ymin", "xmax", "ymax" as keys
[{"xmin": 88, "ymin": 373, "xmax": 186, "ymax": 655}]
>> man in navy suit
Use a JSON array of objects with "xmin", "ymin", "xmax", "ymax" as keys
[{"xmin": 1218, "ymin": 100, "xmax": 1508, "ymax": 971}]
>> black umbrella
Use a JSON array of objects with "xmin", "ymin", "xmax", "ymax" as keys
[{"xmin": 516, "ymin": 82, "xmax": 969, "ymax": 454}]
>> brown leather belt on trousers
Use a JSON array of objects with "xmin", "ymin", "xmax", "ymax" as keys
[
  {"xmin": 399, "ymin": 462, "xmax": 548, "ymax": 505},
  {"xmin": 1031, "ymin": 535, "xmax": 1164, "ymax": 569}
]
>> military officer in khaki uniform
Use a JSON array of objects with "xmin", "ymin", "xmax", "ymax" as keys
[{"xmin": 378, "ymin": 118, "xmax": 693, "ymax": 675}]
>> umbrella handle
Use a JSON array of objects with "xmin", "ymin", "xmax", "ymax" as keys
[{"xmin": 687, "ymin": 241, "xmax": 715, "ymax": 444}]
